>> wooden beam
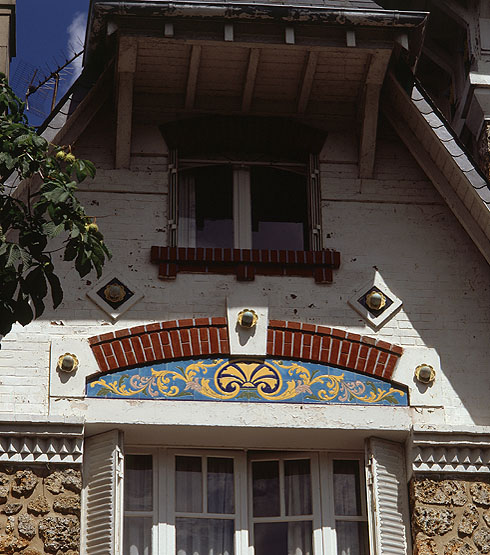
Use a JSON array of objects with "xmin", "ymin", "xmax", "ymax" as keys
[
  {"xmin": 185, "ymin": 45, "xmax": 202, "ymax": 110},
  {"xmin": 358, "ymin": 50, "xmax": 391, "ymax": 179},
  {"xmin": 242, "ymin": 48, "xmax": 260, "ymax": 112},
  {"xmin": 52, "ymin": 62, "xmax": 113, "ymax": 148},
  {"xmin": 224, "ymin": 23, "xmax": 234, "ymax": 42},
  {"xmin": 115, "ymin": 36, "xmax": 137, "ymax": 169},
  {"xmin": 297, "ymin": 51, "xmax": 318, "ymax": 114},
  {"xmin": 346, "ymin": 30, "xmax": 356, "ymax": 47}
]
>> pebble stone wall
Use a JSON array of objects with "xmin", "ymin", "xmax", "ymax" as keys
[
  {"xmin": 412, "ymin": 477, "xmax": 490, "ymax": 555},
  {"xmin": 0, "ymin": 465, "xmax": 81, "ymax": 554}
]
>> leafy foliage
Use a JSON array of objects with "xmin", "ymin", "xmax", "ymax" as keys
[{"xmin": 0, "ymin": 74, "xmax": 110, "ymax": 336}]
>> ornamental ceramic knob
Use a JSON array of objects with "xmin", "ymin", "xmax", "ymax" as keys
[
  {"xmin": 237, "ymin": 309, "xmax": 258, "ymax": 329},
  {"xmin": 415, "ymin": 363, "xmax": 435, "ymax": 384},
  {"xmin": 57, "ymin": 353, "xmax": 79, "ymax": 373},
  {"xmin": 365, "ymin": 290, "xmax": 386, "ymax": 311}
]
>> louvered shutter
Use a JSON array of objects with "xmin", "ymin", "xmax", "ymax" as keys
[
  {"xmin": 307, "ymin": 153, "xmax": 322, "ymax": 251},
  {"xmin": 82, "ymin": 430, "xmax": 124, "ymax": 555},
  {"xmin": 168, "ymin": 148, "xmax": 178, "ymax": 247},
  {"xmin": 366, "ymin": 438, "xmax": 411, "ymax": 555}
]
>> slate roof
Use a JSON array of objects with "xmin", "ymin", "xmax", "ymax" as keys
[
  {"xmin": 383, "ymin": 72, "xmax": 490, "ymax": 264},
  {"xmin": 410, "ymin": 86, "xmax": 490, "ymax": 210}
]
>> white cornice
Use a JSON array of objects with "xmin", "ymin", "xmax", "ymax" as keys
[
  {"xmin": 410, "ymin": 432, "xmax": 490, "ymax": 474},
  {"xmin": 0, "ymin": 424, "xmax": 84, "ymax": 464}
]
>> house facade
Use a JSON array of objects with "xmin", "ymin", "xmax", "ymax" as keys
[{"xmin": 1, "ymin": 1, "xmax": 490, "ymax": 554}]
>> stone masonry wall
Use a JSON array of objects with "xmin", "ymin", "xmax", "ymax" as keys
[
  {"xmin": 0, "ymin": 465, "xmax": 81, "ymax": 554},
  {"xmin": 412, "ymin": 477, "xmax": 490, "ymax": 555}
]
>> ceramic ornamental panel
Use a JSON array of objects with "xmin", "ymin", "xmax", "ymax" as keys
[{"xmin": 86, "ymin": 359, "xmax": 407, "ymax": 405}]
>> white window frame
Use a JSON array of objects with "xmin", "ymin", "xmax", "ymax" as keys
[
  {"xmin": 123, "ymin": 448, "xmax": 367, "ymax": 555},
  {"xmin": 171, "ymin": 154, "xmax": 322, "ymax": 251}
]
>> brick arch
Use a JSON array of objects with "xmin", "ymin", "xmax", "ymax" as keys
[{"xmin": 89, "ymin": 319, "xmax": 402, "ymax": 380}]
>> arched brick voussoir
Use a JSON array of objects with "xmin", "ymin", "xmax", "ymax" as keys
[
  {"xmin": 88, "ymin": 318, "xmax": 230, "ymax": 374},
  {"xmin": 88, "ymin": 319, "xmax": 403, "ymax": 380},
  {"xmin": 266, "ymin": 321, "xmax": 403, "ymax": 380}
]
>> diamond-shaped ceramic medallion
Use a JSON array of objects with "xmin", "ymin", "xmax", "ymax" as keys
[
  {"xmin": 87, "ymin": 275, "xmax": 143, "ymax": 321},
  {"xmin": 348, "ymin": 274, "xmax": 402, "ymax": 330}
]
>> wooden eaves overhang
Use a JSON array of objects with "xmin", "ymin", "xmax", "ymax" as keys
[
  {"xmin": 86, "ymin": 1, "xmax": 427, "ymax": 176},
  {"xmin": 383, "ymin": 72, "xmax": 490, "ymax": 265}
]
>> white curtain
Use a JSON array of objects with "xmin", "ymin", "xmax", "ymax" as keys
[
  {"xmin": 177, "ymin": 172, "xmax": 196, "ymax": 247},
  {"xmin": 124, "ymin": 517, "xmax": 151, "ymax": 555},
  {"xmin": 207, "ymin": 457, "xmax": 234, "ymax": 514},
  {"xmin": 175, "ymin": 457, "xmax": 235, "ymax": 555},
  {"xmin": 176, "ymin": 518, "xmax": 234, "ymax": 555}
]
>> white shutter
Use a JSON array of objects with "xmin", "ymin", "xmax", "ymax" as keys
[
  {"xmin": 82, "ymin": 430, "xmax": 124, "ymax": 555},
  {"xmin": 366, "ymin": 438, "xmax": 411, "ymax": 555}
]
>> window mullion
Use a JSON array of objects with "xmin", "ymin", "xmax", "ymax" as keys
[
  {"xmin": 158, "ymin": 449, "xmax": 168, "ymax": 555},
  {"xmin": 233, "ymin": 166, "xmax": 252, "ymax": 249}
]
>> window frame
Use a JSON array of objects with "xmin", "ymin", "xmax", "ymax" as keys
[
  {"xmin": 123, "ymin": 447, "xmax": 367, "ymax": 555},
  {"xmin": 169, "ymin": 151, "xmax": 322, "ymax": 252}
]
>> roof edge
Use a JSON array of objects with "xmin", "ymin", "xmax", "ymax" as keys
[{"xmin": 85, "ymin": 0, "xmax": 428, "ymax": 66}]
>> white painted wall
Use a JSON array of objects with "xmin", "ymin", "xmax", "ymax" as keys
[{"xmin": 1, "ymin": 112, "xmax": 489, "ymax": 439}]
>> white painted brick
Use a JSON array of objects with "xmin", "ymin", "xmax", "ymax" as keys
[{"xmin": 0, "ymin": 117, "xmax": 488, "ymax": 429}]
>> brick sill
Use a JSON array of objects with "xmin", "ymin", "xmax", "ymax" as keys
[{"xmin": 150, "ymin": 246, "xmax": 340, "ymax": 283}]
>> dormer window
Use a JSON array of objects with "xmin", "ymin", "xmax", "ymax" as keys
[
  {"xmin": 162, "ymin": 115, "xmax": 325, "ymax": 253},
  {"xmin": 178, "ymin": 163, "xmax": 308, "ymax": 250}
]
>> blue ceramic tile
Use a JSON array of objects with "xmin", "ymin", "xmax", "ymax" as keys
[{"xmin": 87, "ymin": 358, "xmax": 407, "ymax": 406}]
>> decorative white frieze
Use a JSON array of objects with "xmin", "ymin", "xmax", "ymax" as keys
[
  {"xmin": 0, "ymin": 425, "xmax": 84, "ymax": 464},
  {"xmin": 410, "ymin": 433, "xmax": 490, "ymax": 474}
]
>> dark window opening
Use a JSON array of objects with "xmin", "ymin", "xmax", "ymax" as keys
[
  {"xmin": 251, "ymin": 166, "xmax": 307, "ymax": 251},
  {"xmin": 194, "ymin": 165, "xmax": 233, "ymax": 249}
]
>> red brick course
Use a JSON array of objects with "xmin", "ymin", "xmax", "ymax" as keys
[
  {"xmin": 89, "ymin": 319, "xmax": 402, "ymax": 380},
  {"xmin": 150, "ymin": 247, "xmax": 340, "ymax": 283}
]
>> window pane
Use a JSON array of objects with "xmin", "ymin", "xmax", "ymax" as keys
[
  {"xmin": 176, "ymin": 517, "xmax": 234, "ymax": 555},
  {"xmin": 333, "ymin": 460, "xmax": 362, "ymax": 516},
  {"xmin": 124, "ymin": 516, "xmax": 152, "ymax": 555},
  {"xmin": 176, "ymin": 456, "xmax": 202, "ymax": 513},
  {"xmin": 125, "ymin": 455, "xmax": 153, "ymax": 511},
  {"xmin": 336, "ymin": 521, "xmax": 368, "ymax": 555},
  {"xmin": 285, "ymin": 459, "xmax": 312, "ymax": 516},
  {"xmin": 251, "ymin": 166, "xmax": 307, "ymax": 250},
  {"xmin": 195, "ymin": 165, "xmax": 233, "ymax": 248},
  {"xmin": 207, "ymin": 457, "xmax": 235, "ymax": 514},
  {"xmin": 252, "ymin": 460, "xmax": 280, "ymax": 517},
  {"xmin": 254, "ymin": 521, "xmax": 312, "ymax": 555}
]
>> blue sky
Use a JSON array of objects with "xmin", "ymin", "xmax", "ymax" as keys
[{"xmin": 10, "ymin": 0, "xmax": 90, "ymax": 127}]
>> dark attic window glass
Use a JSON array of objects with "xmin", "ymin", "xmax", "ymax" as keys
[
  {"xmin": 251, "ymin": 167, "xmax": 307, "ymax": 250},
  {"xmin": 195, "ymin": 165, "xmax": 234, "ymax": 248}
]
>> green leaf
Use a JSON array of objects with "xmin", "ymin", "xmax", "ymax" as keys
[
  {"xmin": 14, "ymin": 299, "xmax": 33, "ymax": 326},
  {"xmin": 46, "ymin": 271, "xmax": 63, "ymax": 309},
  {"xmin": 96, "ymin": 387, "xmax": 112, "ymax": 397},
  {"xmin": 42, "ymin": 221, "xmax": 65, "ymax": 238},
  {"xmin": 32, "ymin": 295, "xmax": 45, "ymax": 319},
  {"xmin": 24, "ymin": 267, "xmax": 48, "ymax": 299},
  {"xmin": 6, "ymin": 244, "xmax": 20, "ymax": 267},
  {"xmin": 42, "ymin": 187, "xmax": 70, "ymax": 203},
  {"xmin": 64, "ymin": 240, "xmax": 79, "ymax": 262}
]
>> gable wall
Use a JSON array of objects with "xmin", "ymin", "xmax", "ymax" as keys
[{"xmin": 0, "ymin": 109, "xmax": 489, "ymax": 431}]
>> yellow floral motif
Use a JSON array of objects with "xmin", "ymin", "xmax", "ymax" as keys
[
  {"xmin": 273, "ymin": 361, "xmax": 404, "ymax": 403},
  {"xmin": 89, "ymin": 359, "xmax": 405, "ymax": 404}
]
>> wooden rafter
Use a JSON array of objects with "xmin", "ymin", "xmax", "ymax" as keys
[
  {"xmin": 242, "ymin": 48, "xmax": 260, "ymax": 113},
  {"xmin": 297, "ymin": 51, "xmax": 318, "ymax": 114},
  {"xmin": 185, "ymin": 45, "xmax": 202, "ymax": 110},
  {"xmin": 359, "ymin": 49, "xmax": 391, "ymax": 179},
  {"xmin": 115, "ymin": 36, "xmax": 137, "ymax": 169}
]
